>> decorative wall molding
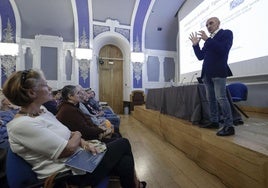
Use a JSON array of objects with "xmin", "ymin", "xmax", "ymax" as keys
[
  {"xmin": 2, "ymin": 18, "xmax": 15, "ymax": 42},
  {"xmin": 0, "ymin": 17, "xmax": 18, "ymax": 84},
  {"xmin": 132, "ymin": 62, "xmax": 143, "ymax": 87},
  {"xmin": 115, "ymin": 27, "xmax": 130, "ymax": 42},
  {"xmin": 33, "ymin": 35, "xmax": 63, "ymax": 74},
  {"xmin": 93, "ymin": 19, "xmax": 130, "ymax": 42},
  {"xmin": 93, "ymin": 25, "xmax": 110, "ymax": 38},
  {"xmin": 0, "ymin": 55, "xmax": 16, "ymax": 77},
  {"xmin": 133, "ymin": 35, "xmax": 141, "ymax": 52},
  {"xmin": 75, "ymin": 0, "xmax": 90, "ymax": 49},
  {"xmin": 78, "ymin": 59, "xmax": 90, "ymax": 82},
  {"xmin": 35, "ymin": 34, "xmax": 63, "ymax": 42},
  {"xmin": 141, "ymin": 49, "xmax": 178, "ymax": 89},
  {"xmin": 79, "ymin": 27, "xmax": 89, "ymax": 48}
]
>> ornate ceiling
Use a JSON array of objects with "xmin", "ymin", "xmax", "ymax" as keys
[{"xmin": 2, "ymin": 0, "xmax": 185, "ymax": 51}]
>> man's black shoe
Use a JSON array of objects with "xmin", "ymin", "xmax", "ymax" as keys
[
  {"xmin": 216, "ymin": 126, "xmax": 235, "ymax": 136},
  {"xmin": 199, "ymin": 122, "xmax": 219, "ymax": 129}
]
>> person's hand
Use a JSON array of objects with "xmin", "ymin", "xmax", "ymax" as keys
[
  {"xmin": 189, "ymin": 32, "xmax": 201, "ymax": 46},
  {"xmin": 105, "ymin": 127, "xmax": 112, "ymax": 134},
  {"xmin": 197, "ymin": 30, "xmax": 209, "ymax": 41},
  {"xmin": 99, "ymin": 126, "xmax": 106, "ymax": 131},
  {"xmin": 103, "ymin": 127, "xmax": 112, "ymax": 138},
  {"xmin": 70, "ymin": 131, "xmax": 82, "ymax": 139},
  {"xmin": 97, "ymin": 111, "xmax": 104, "ymax": 116},
  {"xmin": 83, "ymin": 142, "xmax": 97, "ymax": 155}
]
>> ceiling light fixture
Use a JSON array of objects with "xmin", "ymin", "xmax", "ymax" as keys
[
  {"xmin": 131, "ymin": 52, "xmax": 145, "ymax": 63},
  {"xmin": 75, "ymin": 48, "xmax": 93, "ymax": 60},
  {"xmin": 0, "ymin": 43, "xmax": 19, "ymax": 56}
]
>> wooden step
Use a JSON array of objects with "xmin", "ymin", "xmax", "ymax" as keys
[{"xmin": 132, "ymin": 105, "xmax": 268, "ymax": 188}]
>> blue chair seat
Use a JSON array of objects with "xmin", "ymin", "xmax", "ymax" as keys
[{"xmin": 231, "ymin": 97, "xmax": 243, "ymax": 102}]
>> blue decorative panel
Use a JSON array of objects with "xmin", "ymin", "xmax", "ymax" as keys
[
  {"xmin": 93, "ymin": 25, "xmax": 110, "ymax": 38},
  {"xmin": 78, "ymin": 59, "xmax": 90, "ymax": 88},
  {"xmin": 133, "ymin": 0, "xmax": 151, "ymax": 52},
  {"xmin": 0, "ymin": 0, "xmax": 16, "ymax": 42},
  {"xmin": 76, "ymin": 0, "xmax": 90, "ymax": 48},
  {"xmin": 133, "ymin": 62, "xmax": 143, "ymax": 88},
  {"xmin": 115, "ymin": 27, "xmax": 130, "ymax": 42},
  {"xmin": 1, "ymin": 55, "xmax": 16, "ymax": 86},
  {"xmin": 79, "ymin": 71, "xmax": 90, "ymax": 88}
]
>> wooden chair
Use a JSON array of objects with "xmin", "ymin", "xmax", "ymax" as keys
[{"xmin": 130, "ymin": 90, "xmax": 145, "ymax": 111}]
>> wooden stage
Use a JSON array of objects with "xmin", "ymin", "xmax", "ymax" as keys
[{"xmin": 132, "ymin": 105, "xmax": 268, "ymax": 188}]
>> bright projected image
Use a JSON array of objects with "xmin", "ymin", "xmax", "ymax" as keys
[{"xmin": 179, "ymin": 0, "xmax": 268, "ymax": 74}]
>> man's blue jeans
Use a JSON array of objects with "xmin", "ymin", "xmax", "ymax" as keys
[{"xmin": 203, "ymin": 77, "xmax": 233, "ymax": 127}]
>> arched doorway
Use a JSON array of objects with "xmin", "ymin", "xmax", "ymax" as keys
[{"xmin": 98, "ymin": 44, "xmax": 123, "ymax": 114}]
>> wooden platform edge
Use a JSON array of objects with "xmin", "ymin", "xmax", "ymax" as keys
[
  {"xmin": 132, "ymin": 105, "xmax": 268, "ymax": 188},
  {"xmin": 241, "ymin": 105, "xmax": 268, "ymax": 114}
]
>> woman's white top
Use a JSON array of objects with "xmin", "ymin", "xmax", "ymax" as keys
[{"xmin": 7, "ymin": 108, "xmax": 72, "ymax": 179}]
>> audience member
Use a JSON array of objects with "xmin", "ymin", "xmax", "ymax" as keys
[
  {"xmin": 56, "ymin": 85, "xmax": 119, "ymax": 142},
  {"xmin": 76, "ymin": 86, "xmax": 115, "ymax": 132},
  {"xmin": 0, "ymin": 93, "xmax": 19, "ymax": 145},
  {"xmin": 43, "ymin": 89, "xmax": 62, "ymax": 115},
  {"xmin": 86, "ymin": 89, "xmax": 115, "ymax": 115},
  {"xmin": 85, "ymin": 89, "xmax": 121, "ymax": 132},
  {"xmin": 3, "ymin": 69, "xmax": 146, "ymax": 188}
]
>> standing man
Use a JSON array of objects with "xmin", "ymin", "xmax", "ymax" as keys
[{"xmin": 189, "ymin": 17, "xmax": 235, "ymax": 136}]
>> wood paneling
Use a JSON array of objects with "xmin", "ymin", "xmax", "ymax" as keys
[
  {"xmin": 241, "ymin": 106, "xmax": 268, "ymax": 114},
  {"xmin": 119, "ymin": 115, "xmax": 227, "ymax": 188},
  {"xmin": 132, "ymin": 106, "xmax": 268, "ymax": 188}
]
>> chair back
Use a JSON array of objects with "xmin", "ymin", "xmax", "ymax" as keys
[
  {"xmin": 227, "ymin": 82, "xmax": 248, "ymax": 102},
  {"xmin": 130, "ymin": 90, "xmax": 145, "ymax": 105},
  {"xmin": 6, "ymin": 147, "xmax": 39, "ymax": 188},
  {"xmin": 6, "ymin": 147, "xmax": 110, "ymax": 188}
]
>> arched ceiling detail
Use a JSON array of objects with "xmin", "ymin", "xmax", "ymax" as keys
[{"xmin": 6, "ymin": 0, "xmax": 185, "ymax": 51}]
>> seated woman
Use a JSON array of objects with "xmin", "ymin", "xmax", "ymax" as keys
[
  {"xmin": 76, "ymin": 86, "xmax": 118, "ymax": 134},
  {"xmin": 56, "ymin": 85, "xmax": 120, "ymax": 142},
  {"xmin": 0, "ymin": 93, "xmax": 19, "ymax": 144},
  {"xmin": 86, "ymin": 89, "xmax": 116, "ymax": 115},
  {"xmin": 3, "ymin": 69, "xmax": 146, "ymax": 188},
  {"xmin": 42, "ymin": 89, "xmax": 62, "ymax": 115},
  {"xmin": 85, "ymin": 89, "xmax": 121, "ymax": 132}
]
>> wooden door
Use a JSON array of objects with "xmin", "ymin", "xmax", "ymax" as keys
[{"xmin": 99, "ymin": 45, "xmax": 123, "ymax": 114}]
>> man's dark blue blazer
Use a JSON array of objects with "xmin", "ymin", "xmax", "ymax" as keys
[{"xmin": 192, "ymin": 29, "xmax": 233, "ymax": 79}]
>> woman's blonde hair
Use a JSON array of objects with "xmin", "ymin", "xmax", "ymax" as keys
[{"xmin": 3, "ymin": 69, "xmax": 43, "ymax": 107}]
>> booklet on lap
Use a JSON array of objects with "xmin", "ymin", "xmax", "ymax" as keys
[{"xmin": 65, "ymin": 140, "xmax": 107, "ymax": 173}]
